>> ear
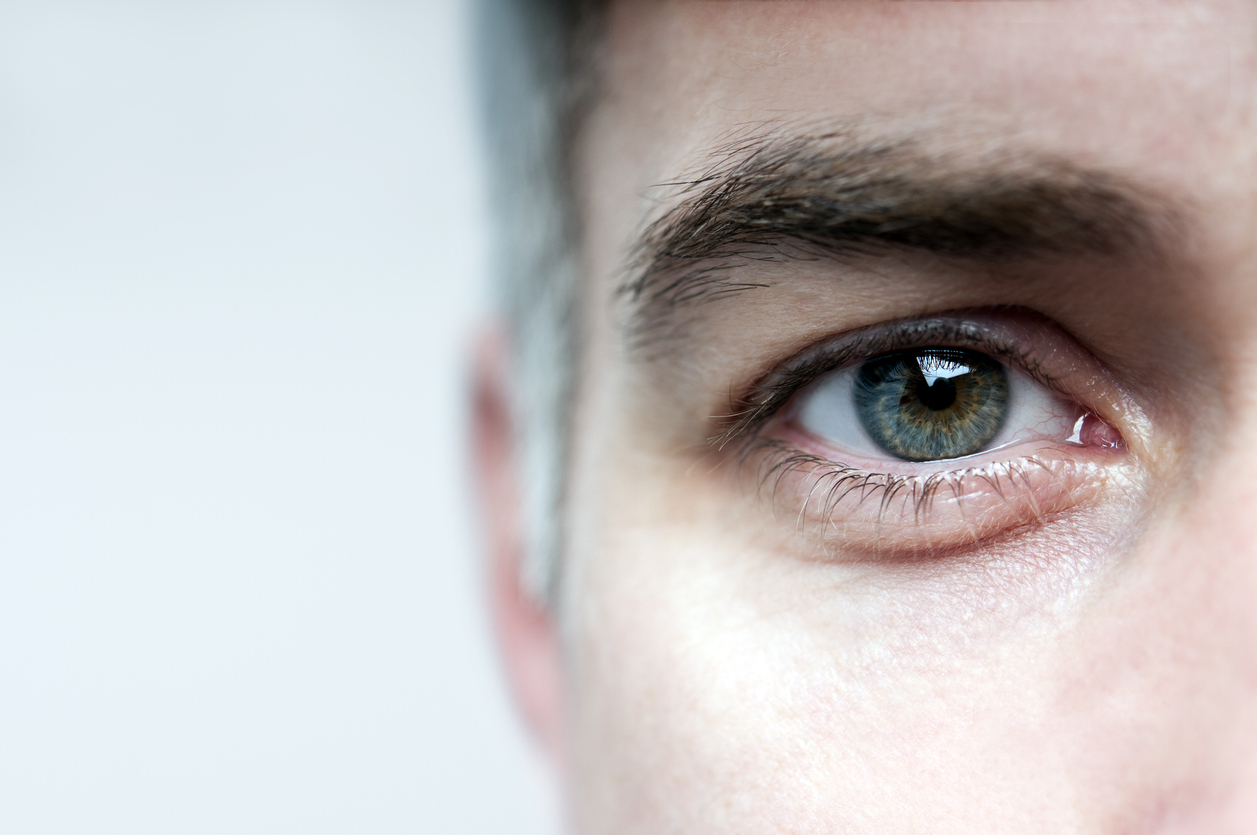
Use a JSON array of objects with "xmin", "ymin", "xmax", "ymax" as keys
[{"xmin": 471, "ymin": 326, "xmax": 567, "ymax": 765}]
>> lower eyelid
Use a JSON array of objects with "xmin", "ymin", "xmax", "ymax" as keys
[{"xmin": 747, "ymin": 437, "xmax": 1134, "ymax": 559}]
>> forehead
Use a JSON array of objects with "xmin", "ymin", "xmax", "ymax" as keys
[{"xmin": 582, "ymin": 1, "xmax": 1255, "ymax": 249}]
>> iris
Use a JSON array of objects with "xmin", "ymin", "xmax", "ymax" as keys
[{"xmin": 855, "ymin": 348, "xmax": 1010, "ymax": 461}]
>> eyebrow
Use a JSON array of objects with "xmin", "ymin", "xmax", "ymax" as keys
[{"xmin": 621, "ymin": 130, "xmax": 1175, "ymax": 350}]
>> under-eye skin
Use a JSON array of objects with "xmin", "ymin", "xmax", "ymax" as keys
[{"xmin": 716, "ymin": 312, "xmax": 1138, "ymax": 557}]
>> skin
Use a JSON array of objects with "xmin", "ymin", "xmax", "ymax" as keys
[{"xmin": 476, "ymin": 1, "xmax": 1257, "ymax": 831}]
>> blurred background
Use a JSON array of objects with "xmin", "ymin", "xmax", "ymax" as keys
[{"xmin": 0, "ymin": 1, "xmax": 557, "ymax": 832}]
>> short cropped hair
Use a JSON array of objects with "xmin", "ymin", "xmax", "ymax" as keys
[{"xmin": 475, "ymin": 0, "xmax": 604, "ymax": 602}]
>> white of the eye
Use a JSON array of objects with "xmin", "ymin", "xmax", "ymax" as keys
[
  {"xmin": 796, "ymin": 366, "xmax": 881, "ymax": 457},
  {"xmin": 795, "ymin": 361, "xmax": 1083, "ymax": 463}
]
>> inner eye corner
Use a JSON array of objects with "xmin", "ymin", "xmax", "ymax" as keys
[{"xmin": 1067, "ymin": 410, "xmax": 1126, "ymax": 453}]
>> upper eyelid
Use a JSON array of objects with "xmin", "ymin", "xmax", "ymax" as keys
[{"xmin": 711, "ymin": 314, "xmax": 1070, "ymax": 452}]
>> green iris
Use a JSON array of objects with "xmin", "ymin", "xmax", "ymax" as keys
[{"xmin": 855, "ymin": 348, "xmax": 1009, "ymax": 462}]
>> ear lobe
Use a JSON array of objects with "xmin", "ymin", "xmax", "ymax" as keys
[{"xmin": 471, "ymin": 326, "xmax": 567, "ymax": 766}]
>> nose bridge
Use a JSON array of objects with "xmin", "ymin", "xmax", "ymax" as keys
[
  {"xmin": 1205, "ymin": 318, "xmax": 1257, "ymax": 597},
  {"xmin": 1136, "ymin": 112, "xmax": 1257, "ymax": 835},
  {"xmin": 1086, "ymin": 448, "xmax": 1257, "ymax": 830},
  {"xmin": 1228, "ymin": 356, "xmax": 1257, "ymax": 660},
  {"xmin": 1175, "ymin": 460, "xmax": 1257, "ymax": 683},
  {"xmin": 1149, "ymin": 335, "xmax": 1257, "ymax": 825},
  {"xmin": 1172, "ymin": 320, "xmax": 1257, "ymax": 687},
  {"xmin": 1166, "ymin": 257, "xmax": 1257, "ymax": 633}
]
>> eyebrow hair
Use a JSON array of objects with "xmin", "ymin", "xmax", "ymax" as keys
[{"xmin": 621, "ymin": 130, "xmax": 1175, "ymax": 350}]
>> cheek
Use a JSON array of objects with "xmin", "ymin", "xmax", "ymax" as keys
[
  {"xmin": 1047, "ymin": 493, "xmax": 1257, "ymax": 827},
  {"xmin": 563, "ymin": 514, "xmax": 834, "ymax": 832},
  {"xmin": 560, "ymin": 474, "xmax": 1109, "ymax": 833}
]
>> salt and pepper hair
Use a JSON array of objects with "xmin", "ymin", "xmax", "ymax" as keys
[{"xmin": 475, "ymin": 0, "xmax": 603, "ymax": 603}]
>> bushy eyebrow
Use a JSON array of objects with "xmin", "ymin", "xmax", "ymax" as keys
[{"xmin": 621, "ymin": 130, "xmax": 1174, "ymax": 351}]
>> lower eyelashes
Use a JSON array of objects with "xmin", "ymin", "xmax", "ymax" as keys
[{"xmin": 748, "ymin": 439, "xmax": 1133, "ymax": 559}]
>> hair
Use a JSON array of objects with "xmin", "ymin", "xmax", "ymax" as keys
[{"xmin": 474, "ymin": 0, "xmax": 606, "ymax": 603}]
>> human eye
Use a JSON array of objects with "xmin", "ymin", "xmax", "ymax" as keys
[{"xmin": 716, "ymin": 311, "xmax": 1146, "ymax": 558}]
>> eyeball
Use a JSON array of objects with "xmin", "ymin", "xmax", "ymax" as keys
[{"xmin": 795, "ymin": 347, "xmax": 1084, "ymax": 465}]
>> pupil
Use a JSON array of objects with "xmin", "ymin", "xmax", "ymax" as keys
[{"xmin": 915, "ymin": 377, "xmax": 958, "ymax": 411}]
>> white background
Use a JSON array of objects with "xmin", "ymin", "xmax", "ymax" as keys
[{"xmin": 0, "ymin": 2, "xmax": 557, "ymax": 832}]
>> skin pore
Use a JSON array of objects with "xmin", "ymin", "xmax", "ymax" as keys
[{"xmin": 478, "ymin": 1, "xmax": 1257, "ymax": 832}]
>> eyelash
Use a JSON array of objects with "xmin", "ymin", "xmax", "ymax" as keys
[
  {"xmin": 711, "ymin": 315, "xmax": 1103, "ymax": 531},
  {"xmin": 747, "ymin": 437, "xmax": 1057, "ymax": 531}
]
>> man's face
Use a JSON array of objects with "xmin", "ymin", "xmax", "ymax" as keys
[{"xmin": 548, "ymin": 2, "xmax": 1257, "ymax": 830}]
